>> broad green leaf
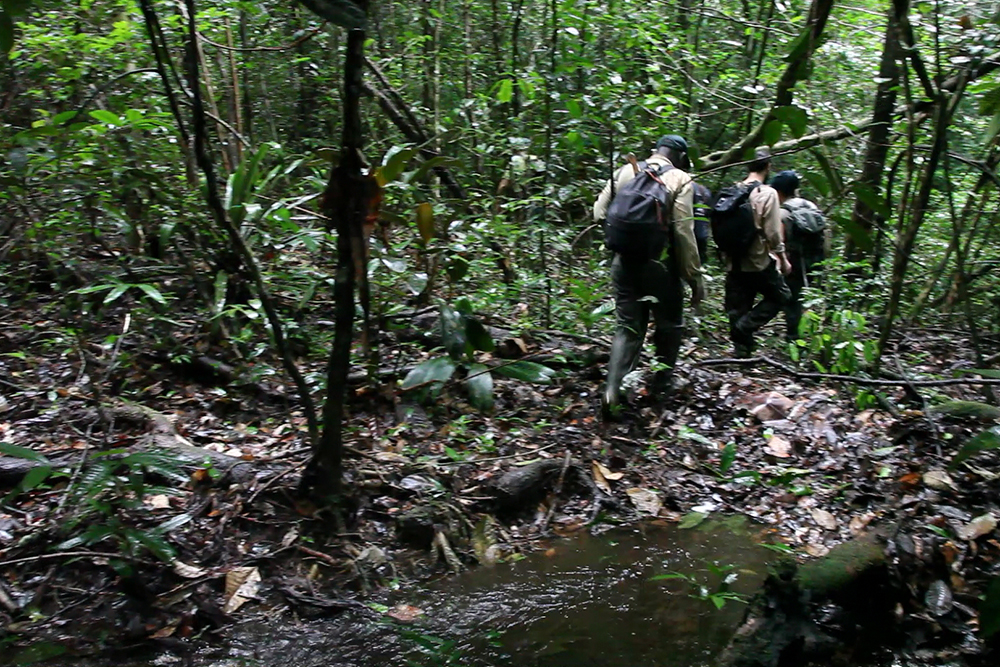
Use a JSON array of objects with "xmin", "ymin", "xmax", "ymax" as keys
[
  {"xmin": 89, "ymin": 109, "xmax": 121, "ymax": 126},
  {"xmin": 416, "ymin": 202, "xmax": 435, "ymax": 244},
  {"xmin": 566, "ymin": 98, "xmax": 582, "ymax": 118},
  {"xmin": 963, "ymin": 368, "xmax": 1000, "ymax": 379},
  {"xmin": 440, "ymin": 304, "xmax": 466, "ymax": 361},
  {"xmin": 402, "ymin": 357, "xmax": 457, "ymax": 390},
  {"xmin": 464, "ymin": 364, "xmax": 494, "ymax": 411},
  {"xmin": 20, "ymin": 465, "xmax": 52, "ymax": 491},
  {"xmin": 0, "ymin": 442, "xmax": 50, "ymax": 462},
  {"xmin": 454, "ymin": 297, "xmax": 474, "ymax": 314},
  {"xmin": 950, "ymin": 428, "xmax": 1000, "ymax": 469},
  {"xmin": 679, "ymin": 511, "xmax": 708, "ymax": 529},
  {"xmin": 465, "ymin": 317, "xmax": 495, "ymax": 352},
  {"xmin": 803, "ymin": 171, "xmax": 830, "ymax": 197},
  {"xmin": 493, "ymin": 361, "xmax": 556, "ymax": 384},
  {"xmin": 380, "ymin": 144, "xmax": 420, "ymax": 184},
  {"xmin": 981, "ymin": 577, "xmax": 1000, "ymax": 638},
  {"xmin": 52, "ymin": 110, "xmax": 78, "ymax": 125},
  {"xmin": 496, "ymin": 78, "xmax": 514, "ymax": 103},
  {"xmin": 852, "ymin": 182, "xmax": 890, "ymax": 219},
  {"xmin": 783, "ymin": 27, "xmax": 815, "ymax": 64},
  {"xmin": 407, "ymin": 156, "xmax": 459, "ymax": 185},
  {"xmin": 136, "ymin": 283, "xmax": 167, "ymax": 305},
  {"xmin": 772, "ymin": 105, "xmax": 808, "ymax": 138},
  {"xmin": 590, "ymin": 301, "xmax": 615, "ymax": 319},
  {"xmin": 649, "ymin": 573, "xmax": 689, "ymax": 581},
  {"xmin": 103, "ymin": 284, "xmax": 130, "ymax": 305},
  {"xmin": 719, "ymin": 442, "xmax": 737, "ymax": 475},
  {"xmin": 831, "ymin": 215, "xmax": 874, "ymax": 253},
  {"xmin": 763, "ymin": 120, "xmax": 783, "ymax": 146}
]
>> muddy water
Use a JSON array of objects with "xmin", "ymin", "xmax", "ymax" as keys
[{"xmin": 190, "ymin": 518, "xmax": 772, "ymax": 667}]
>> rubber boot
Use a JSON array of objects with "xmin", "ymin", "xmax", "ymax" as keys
[
  {"xmin": 651, "ymin": 325, "xmax": 685, "ymax": 395},
  {"xmin": 601, "ymin": 327, "xmax": 643, "ymax": 421}
]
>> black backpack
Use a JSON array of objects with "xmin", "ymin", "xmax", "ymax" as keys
[
  {"xmin": 783, "ymin": 199, "xmax": 827, "ymax": 270},
  {"xmin": 710, "ymin": 181, "xmax": 760, "ymax": 259},
  {"xmin": 604, "ymin": 162, "xmax": 675, "ymax": 261}
]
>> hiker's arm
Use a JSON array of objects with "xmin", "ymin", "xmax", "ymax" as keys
[
  {"xmin": 670, "ymin": 173, "xmax": 702, "ymax": 283},
  {"xmin": 759, "ymin": 188, "xmax": 790, "ymax": 272},
  {"xmin": 593, "ymin": 177, "xmax": 613, "ymax": 221}
]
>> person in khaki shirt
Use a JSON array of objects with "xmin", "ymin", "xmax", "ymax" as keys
[
  {"xmin": 593, "ymin": 135, "xmax": 704, "ymax": 419},
  {"xmin": 723, "ymin": 148, "xmax": 792, "ymax": 358}
]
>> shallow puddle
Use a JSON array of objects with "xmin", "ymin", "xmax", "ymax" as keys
[{"xmin": 48, "ymin": 517, "xmax": 780, "ymax": 667}]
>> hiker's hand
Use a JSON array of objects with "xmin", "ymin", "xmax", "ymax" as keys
[
  {"xmin": 779, "ymin": 256, "xmax": 793, "ymax": 276},
  {"xmin": 689, "ymin": 280, "xmax": 705, "ymax": 307}
]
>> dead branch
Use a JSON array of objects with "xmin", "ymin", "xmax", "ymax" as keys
[{"xmin": 697, "ymin": 356, "xmax": 1000, "ymax": 387}]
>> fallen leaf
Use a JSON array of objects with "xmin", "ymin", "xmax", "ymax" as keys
[
  {"xmin": 173, "ymin": 560, "xmax": 207, "ymax": 579},
  {"xmin": 805, "ymin": 543, "xmax": 829, "ymax": 557},
  {"xmin": 222, "ymin": 566, "xmax": 261, "ymax": 614},
  {"xmin": 374, "ymin": 451, "xmax": 410, "ymax": 463},
  {"xmin": 387, "ymin": 604, "xmax": 424, "ymax": 623},
  {"xmin": 626, "ymin": 488, "xmax": 662, "ymax": 516},
  {"xmin": 925, "ymin": 580, "xmax": 953, "ymax": 616},
  {"xmin": 765, "ymin": 435, "xmax": 792, "ymax": 458},
  {"xmin": 146, "ymin": 494, "xmax": 171, "ymax": 509},
  {"xmin": 923, "ymin": 470, "xmax": 955, "ymax": 491},
  {"xmin": 957, "ymin": 514, "xmax": 997, "ymax": 541},
  {"xmin": 848, "ymin": 513, "xmax": 874, "ymax": 536},
  {"xmin": 591, "ymin": 461, "xmax": 612, "ymax": 495},
  {"xmin": 149, "ymin": 619, "xmax": 180, "ymax": 639},
  {"xmin": 749, "ymin": 392, "xmax": 795, "ymax": 422},
  {"xmin": 811, "ymin": 508, "xmax": 838, "ymax": 531}
]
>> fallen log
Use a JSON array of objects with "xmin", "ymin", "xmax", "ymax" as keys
[
  {"xmin": 0, "ymin": 402, "xmax": 276, "ymax": 489},
  {"xmin": 718, "ymin": 528, "xmax": 894, "ymax": 667}
]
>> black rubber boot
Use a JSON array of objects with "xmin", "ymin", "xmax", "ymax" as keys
[{"xmin": 651, "ymin": 325, "xmax": 685, "ymax": 395}]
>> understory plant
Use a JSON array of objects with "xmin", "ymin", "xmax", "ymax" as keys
[{"xmin": 400, "ymin": 298, "xmax": 556, "ymax": 411}]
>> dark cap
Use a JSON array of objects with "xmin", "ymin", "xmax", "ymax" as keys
[
  {"xmin": 656, "ymin": 135, "xmax": 688, "ymax": 153},
  {"xmin": 771, "ymin": 170, "xmax": 800, "ymax": 196},
  {"xmin": 753, "ymin": 146, "xmax": 772, "ymax": 161}
]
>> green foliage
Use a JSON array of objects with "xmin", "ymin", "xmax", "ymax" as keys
[
  {"xmin": 650, "ymin": 560, "xmax": 748, "ymax": 610},
  {"xmin": 402, "ymin": 300, "xmax": 556, "ymax": 411},
  {"xmin": 949, "ymin": 427, "xmax": 1000, "ymax": 469},
  {"xmin": 1, "ymin": 445, "xmax": 186, "ymax": 562}
]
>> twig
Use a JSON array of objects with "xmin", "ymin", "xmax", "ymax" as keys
[
  {"xmin": 434, "ymin": 441, "xmax": 563, "ymax": 465},
  {"xmin": 697, "ymin": 356, "xmax": 1000, "ymax": 387},
  {"xmin": 0, "ymin": 551, "xmax": 149, "ymax": 568},
  {"xmin": 245, "ymin": 461, "xmax": 307, "ymax": 506},
  {"xmin": 541, "ymin": 451, "xmax": 572, "ymax": 532},
  {"xmin": 197, "ymin": 24, "xmax": 325, "ymax": 52}
]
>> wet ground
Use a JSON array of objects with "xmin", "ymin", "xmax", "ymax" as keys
[{"xmin": 64, "ymin": 519, "xmax": 772, "ymax": 667}]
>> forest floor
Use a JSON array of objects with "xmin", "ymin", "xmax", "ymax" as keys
[{"xmin": 1, "ymin": 286, "xmax": 999, "ymax": 665}]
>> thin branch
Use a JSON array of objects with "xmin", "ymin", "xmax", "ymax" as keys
[
  {"xmin": 697, "ymin": 355, "xmax": 1000, "ymax": 387},
  {"xmin": 197, "ymin": 24, "xmax": 326, "ymax": 52}
]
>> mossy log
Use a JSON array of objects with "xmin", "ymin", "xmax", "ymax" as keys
[{"xmin": 718, "ymin": 528, "xmax": 894, "ymax": 667}]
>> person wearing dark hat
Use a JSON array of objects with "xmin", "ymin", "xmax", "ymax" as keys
[
  {"xmin": 722, "ymin": 146, "xmax": 792, "ymax": 358},
  {"xmin": 771, "ymin": 170, "xmax": 828, "ymax": 341},
  {"xmin": 593, "ymin": 135, "xmax": 704, "ymax": 419}
]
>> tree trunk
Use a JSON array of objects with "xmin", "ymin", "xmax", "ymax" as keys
[
  {"xmin": 846, "ymin": 6, "xmax": 902, "ymax": 262},
  {"xmin": 304, "ymin": 27, "xmax": 375, "ymax": 500}
]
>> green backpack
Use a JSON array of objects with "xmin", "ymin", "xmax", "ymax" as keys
[{"xmin": 783, "ymin": 199, "xmax": 826, "ymax": 271}]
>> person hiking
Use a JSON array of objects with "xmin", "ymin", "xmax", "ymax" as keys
[
  {"xmin": 771, "ymin": 170, "xmax": 828, "ymax": 341},
  {"xmin": 592, "ymin": 135, "xmax": 704, "ymax": 419},
  {"xmin": 712, "ymin": 147, "xmax": 792, "ymax": 358}
]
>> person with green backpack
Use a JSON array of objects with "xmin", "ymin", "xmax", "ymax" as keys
[
  {"xmin": 592, "ymin": 135, "xmax": 704, "ymax": 419},
  {"xmin": 770, "ymin": 170, "xmax": 828, "ymax": 341}
]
